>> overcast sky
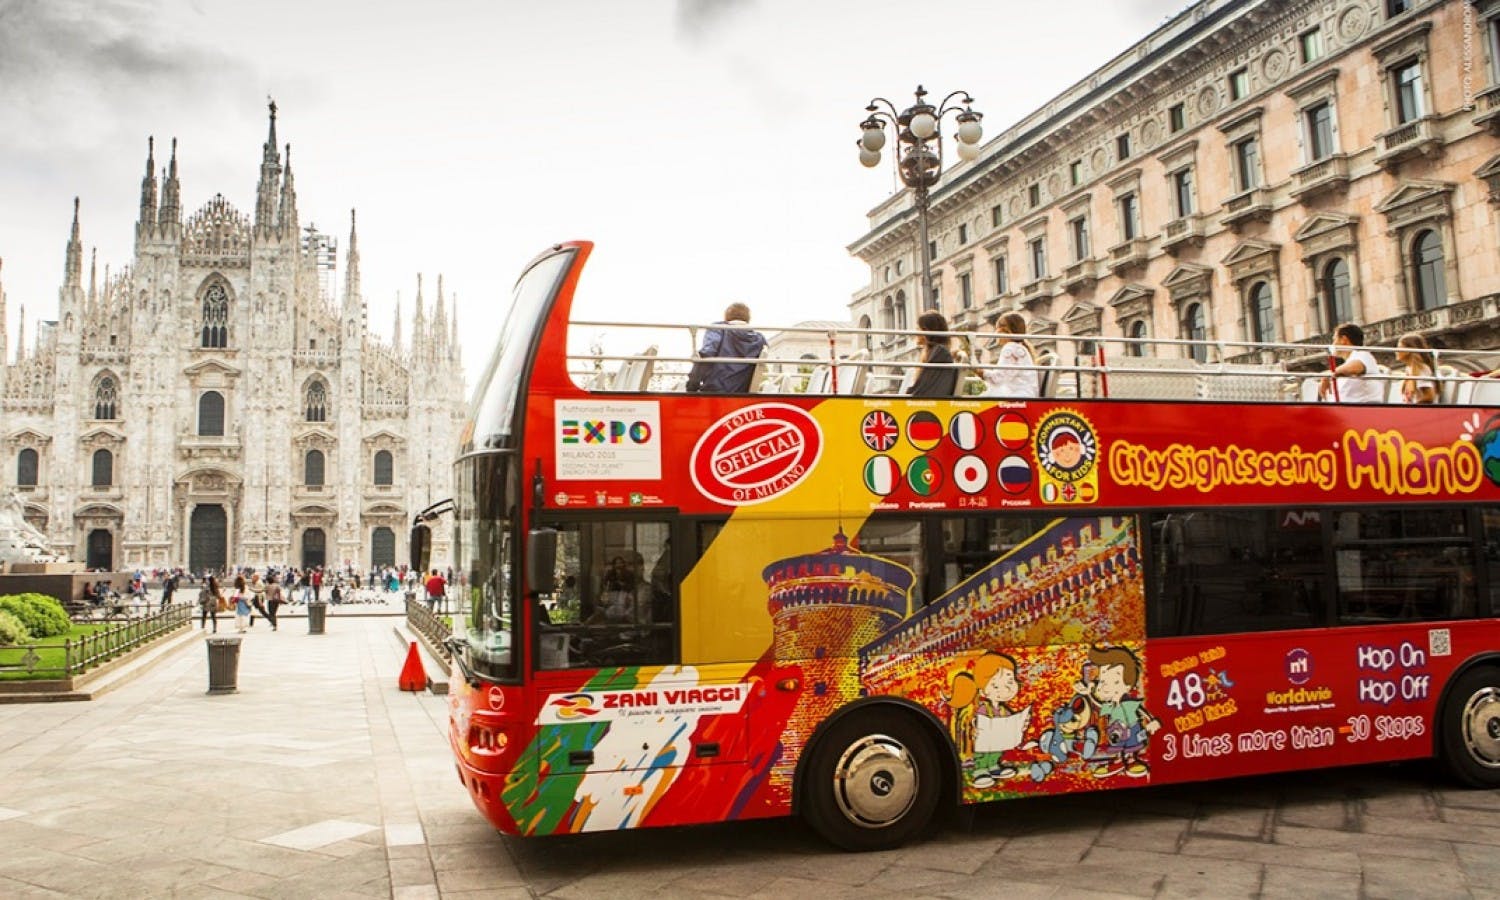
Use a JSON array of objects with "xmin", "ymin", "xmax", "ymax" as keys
[{"xmin": 0, "ymin": 0, "xmax": 1187, "ymax": 385}]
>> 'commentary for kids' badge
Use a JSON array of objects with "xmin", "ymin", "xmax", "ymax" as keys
[{"xmin": 690, "ymin": 403, "xmax": 823, "ymax": 506}]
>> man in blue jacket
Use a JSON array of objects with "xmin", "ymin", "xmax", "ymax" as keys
[{"xmin": 686, "ymin": 302, "xmax": 767, "ymax": 393}]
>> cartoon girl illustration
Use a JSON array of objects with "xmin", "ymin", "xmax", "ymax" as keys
[{"xmin": 946, "ymin": 652, "xmax": 1032, "ymax": 786}]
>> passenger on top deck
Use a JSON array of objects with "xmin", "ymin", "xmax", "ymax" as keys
[
  {"xmin": 686, "ymin": 302, "xmax": 767, "ymax": 393},
  {"xmin": 1318, "ymin": 322, "xmax": 1383, "ymax": 404},
  {"xmin": 908, "ymin": 311, "xmax": 959, "ymax": 398},
  {"xmin": 981, "ymin": 312, "xmax": 1039, "ymax": 399}
]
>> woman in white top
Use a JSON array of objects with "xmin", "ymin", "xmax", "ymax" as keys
[
  {"xmin": 1318, "ymin": 322, "xmax": 1383, "ymax": 404},
  {"xmin": 981, "ymin": 312, "xmax": 1040, "ymax": 398},
  {"xmin": 1396, "ymin": 332, "xmax": 1438, "ymax": 405}
]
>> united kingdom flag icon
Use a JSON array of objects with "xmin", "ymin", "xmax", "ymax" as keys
[{"xmin": 860, "ymin": 410, "xmax": 899, "ymax": 452}]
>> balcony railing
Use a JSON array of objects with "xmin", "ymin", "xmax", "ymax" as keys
[
  {"xmin": 1474, "ymin": 84, "xmax": 1500, "ymax": 134},
  {"xmin": 1160, "ymin": 213, "xmax": 1205, "ymax": 255},
  {"xmin": 1221, "ymin": 187, "xmax": 1271, "ymax": 230},
  {"xmin": 1060, "ymin": 259, "xmax": 1099, "ymax": 294},
  {"xmin": 1107, "ymin": 237, "xmax": 1148, "ymax": 274},
  {"xmin": 1019, "ymin": 276, "xmax": 1057, "ymax": 309},
  {"xmin": 1290, "ymin": 153, "xmax": 1349, "ymax": 202},
  {"xmin": 1375, "ymin": 116, "xmax": 1442, "ymax": 169}
]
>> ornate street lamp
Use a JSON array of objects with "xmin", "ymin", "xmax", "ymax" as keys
[{"xmin": 858, "ymin": 85, "xmax": 984, "ymax": 312}]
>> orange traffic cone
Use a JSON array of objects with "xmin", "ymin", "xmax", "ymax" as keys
[{"xmin": 399, "ymin": 641, "xmax": 426, "ymax": 692}]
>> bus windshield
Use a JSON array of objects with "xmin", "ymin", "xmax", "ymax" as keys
[
  {"xmin": 467, "ymin": 247, "xmax": 576, "ymax": 451},
  {"xmin": 454, "ymin": 448, "xmax": 518, "ymax": 681}
]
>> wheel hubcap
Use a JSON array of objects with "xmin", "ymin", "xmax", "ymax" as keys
[
  {"xmin": 832, "ymin": 734, "xmax": 918, "ymax": 829},
  {"xmin": 1462, "ymin": 687, "xmax": 1500, "ymax": 769}
]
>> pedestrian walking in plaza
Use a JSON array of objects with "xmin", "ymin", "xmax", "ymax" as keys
[
  {"xmin": 312, "ymin": 567, "xmax": 324, "ymax": 603},
  {"xmin": 249, "ymin": 572, "xmax": 269, "ymax": 627},
  {"xmin": 299, "ymin": 569, "xmax": 313, "ymax": 605},
  {"xmin": 425, "ymin": 568, "xmax": 447, "ymax": 612},
  {"xmin": 198, "ymin": 575, "xmax": 222, "ymax": 633},
  {"xmin": 160, "ymin": 572, "xmax": 177, "ymax": 611},
  {"xmin": 232, "ymin": 575, "xmax": 252, "ymax": 633},
  {"xmin": 264, "ymin": 576, "xmax": 283, "ymax": 631}
]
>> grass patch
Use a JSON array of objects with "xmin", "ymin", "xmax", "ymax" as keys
[{"xmin": 0, "ymin": 622, "xmax": 114, "ymax": 680}]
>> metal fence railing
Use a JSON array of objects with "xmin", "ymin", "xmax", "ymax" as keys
[
  {"xmin": 405, "ymin": 596, "xmax": 453, "ymax": 661},
  {"xmin": 0, "ymin": 602, "xmax": 194, "ymax": 679}
]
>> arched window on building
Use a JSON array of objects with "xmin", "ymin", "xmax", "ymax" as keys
[
  {"xmin": 91, "ymin": 449, "xmax": 113, "ymax": 488},
  {"xmin": 1412, "ymin": 229, "xmax": 1446, "ymax": 310},
  {"xmin": 305, "ymin": 449, "xmax": 325, "ymax": 487},
  {"xmin": 373, "ymin": 450, "xmax": 393, "ymax": 486},
  {"xmin": 1183, "ymin": 302, "xmax": 1208, "ymax": 363},
  {"xmin": 305, "ymin": 380, "xmax": 328, "ymax": 423},
  {"xmin": 93, "ymin": 375, "xmax": 118, "ymax": 420},
  {"xmin": 17, "ymin": 448, "xmax": 38, "ymax": 487},
  {"xmin": 1247, "ymin": 281, "xmax": 1275, "ymax": 343},
  {"xmin": 1321, "ymin": 258, "xmax": 1352, "ymax": 331},
  {"xmin": 894, "ymin": 291, "xmax": 909, "ymax": 330},
  {"xmin": 198, "ymin": 391, "xmax": 225, "ymax": 436},
  {"xmin": 858, "ymin": 315, "xmax": 873, "ymax": 354},
  {"xmin": 1126, "ymin": 320, "xmax": 1148, "ymax": 357},
  {"xmin": 200, "ymin": 283, "xmax": 229, "ymax": 348},
  {"xmin": 879, "ymin": 296, "xmax": 894, "ymax": 331}
]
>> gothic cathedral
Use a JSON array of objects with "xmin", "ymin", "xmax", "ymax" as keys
[{"xmin": 0, "ymin": 104, "xmax": 466, "ymax": 573}]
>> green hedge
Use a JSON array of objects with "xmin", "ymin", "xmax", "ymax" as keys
[
  {"xmin": 0, "ymin": 593, "xmax": 71, "ymax": 638},
  {"xmin": 0, "ymin": 609, "xmax": 29, "ymax": 645}
]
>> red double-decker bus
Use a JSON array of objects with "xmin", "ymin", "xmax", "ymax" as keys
[{"xmin": 431, "ymin": 241, "xmax": 1500, "ymax": 850}]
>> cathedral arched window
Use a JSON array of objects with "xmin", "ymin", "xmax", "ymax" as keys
[
  {"xmin": 305, "ymin": 449, "xmax": 325, "ymax": 487},
  {"xmin": 373, "ymin": 450, "xmax": 393, "ymax": 486},
  {"xmin": 305, "ymin": 380, "xmax": 328, "ymax": 423},
  {"xmin": 91, "ymin": 449, "xmax": 113, "ymax": 488},
  {"xmin": 93, "ymin": 375, "xmax": 118, "ymax": 420},
  {"xmin": 200, "ymin": 283, "xmax": 229, "ymax": 348},
  {"xmin": 198, "ymin": 391, "xmax": 225, "ymax": 437},
  {"xmin": 17, "ymin": 449, "xmax": 39, "ymax": 487}
]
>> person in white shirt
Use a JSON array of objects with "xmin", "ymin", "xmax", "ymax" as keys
[
  {"xmin": 1318, "ymin": 322, "xmax": 1383, "ymax": 404},
  {"xmin": 981, "ymin": 312, "xmax": 1040, "ymax": 398}
]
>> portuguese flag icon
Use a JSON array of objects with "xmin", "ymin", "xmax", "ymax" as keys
[
  {"xmin": 863, "ymin": 455, "xmax": 901, "ymax": 496},
  {"xmin": 906, "ymin": 455, "xmax": 944, "ymax": 496}
]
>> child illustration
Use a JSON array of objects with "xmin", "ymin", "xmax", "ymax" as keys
[
  {"xmin": 1029, "ymin": 692, "xmax": 1099, "ymax": 782},
  {"xmin": 946, "ymin": 652, "xmax": 1032, "ymax": 786},
  {"xmin": 1080, "ymin": 644, "xmax": 1159, "ymax": 778}
]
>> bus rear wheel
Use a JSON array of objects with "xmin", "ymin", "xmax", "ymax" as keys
[
  {"xmin": 800, "ymin": 709, "xmax": 940, "ymax": 851},
  {"xmin": 1441, "ymin": 667, "xmax": 1500, "ymax": 788}
]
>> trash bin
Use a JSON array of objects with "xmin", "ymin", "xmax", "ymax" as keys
[
  {"xmin": 307, "ymin": 601, "xmax": 328, "ymax": 635},
  {"xmin": 206, "ymin": 636, "xmax": 242, "ymax": 694}
]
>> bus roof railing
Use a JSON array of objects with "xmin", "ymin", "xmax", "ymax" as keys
[{"xmin": 562, "ymin": 319, "xmax": 1500, "ymax": 403}]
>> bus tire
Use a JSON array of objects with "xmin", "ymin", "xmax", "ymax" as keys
[
  {"xmin": 1440, "ymin": 666, "xmax": 1500, "ymax": 788},
  {"xmin": 800, "ymin": 709, "xmax": 940, "ymax": 851}
]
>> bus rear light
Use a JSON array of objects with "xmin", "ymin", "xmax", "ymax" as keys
[{"xmin": 468, "ymin": 724, "xmax": 511, "ymax": 755}]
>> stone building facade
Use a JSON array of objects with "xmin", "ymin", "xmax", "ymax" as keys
[
  {"xmin": 0, "ymin": 105, "xmax": 466, "ymax": 573},
  {"xmin": 850, "ymin": 0, "xmax": 1500, "ymax": 368}
]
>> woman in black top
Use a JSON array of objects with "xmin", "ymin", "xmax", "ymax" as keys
[{"xmin": 907, "ymin": 311, "xmax": 959, "ymax": 397}]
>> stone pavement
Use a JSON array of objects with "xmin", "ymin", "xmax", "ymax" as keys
[{"xmin": 3, "ymin": 616, "xmax": 1500, "ymax": 898}]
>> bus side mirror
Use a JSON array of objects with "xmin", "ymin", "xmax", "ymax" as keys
[
  {"xmin": 527, "ymin": 528, "xmax": 558, "ymax": 594},
  {"xmin": 410, "ymin": 524, "xmax": 431, "ymax": 572}
]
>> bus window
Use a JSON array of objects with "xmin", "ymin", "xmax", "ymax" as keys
[
  {"xmin": 1484, "ymin": 508, "xmax": 1500, "ymax": 617},
  {"xmin": 855, "ymin": 518, "xmax": 925, "ymax": 606},
  {"xmin": 533, "ymin": 519, "xmax": 675, "ymax": 669},
  {"xmin": 1148, "ymin": 508, "xmax": 1324, "ymax": 637},
  {"xmin": 1334, "ymin": 507, "xmax": 1477, "ymax": 623},
  {"xmin": 938, "ymin": 514, "xmax": 1056, "ymax": 594}
]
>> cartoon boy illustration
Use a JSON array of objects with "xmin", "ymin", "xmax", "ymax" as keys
[
  {"xmin": 1080, "ymin": 644, "xmax": 1159, "ymax": 779},
  {"xmin": 1049, "ymin": 428, "xmax": 1085, "ymax": 473},
  {"xmin": 946, "ymin": 652, "xmax": 1033, "ymax": 784}
]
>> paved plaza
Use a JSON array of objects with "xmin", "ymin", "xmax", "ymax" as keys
[{"xmin": 2, "ymin": 616, "xmax": 1500, "ymax": 898}]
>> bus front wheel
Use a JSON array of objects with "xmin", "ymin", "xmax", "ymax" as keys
[
  {"xmin": 1441, "ymin": 667, "xmax": 1500, "ymax": 788},
  {"xmin": 800, "ymin": 709, "xmax": 940, "ymax": 851}
]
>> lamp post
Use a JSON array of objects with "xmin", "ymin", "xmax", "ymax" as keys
[{"xmin": 858, "ymin": 85, "xmax": 984, "ymax": 312}]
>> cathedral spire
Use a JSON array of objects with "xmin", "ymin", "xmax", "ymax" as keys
[
  {"xmin": 342, "ymin": 208, "xmax": 361, "ymax": 312},
  {"xmin": 15, "ymin": 303, "xmax": 24, "ymax": 363},
  {"xmin": 159, "ymin": 137, "xmax": 181, "ymax": 228},
  {"xmin": 63, "ymin": 198, "xmax": 83, "ymax": 288},
  {"xmin": 254, "ymin": 99, "xmax": 283, "ymax": 234},
  {"xmin": 277, "ymin": 143, "xmax": 299, "ymax": 237},
  {"xmin": 392, "ymin": 291, "xmax": 402, "ymax": 355},
  {"xmin": 0, "ymin": 257, "xmax": 8, "ymax": 367},
  {"xmin": 413, "ymin": 273, "xmax": 427, "ymax": 355},
  {"xmin": 449, "ymin": 293, "xmax": 459, "ymax": 360},
  {"xmin": 88, "ymin": 248, "xmax": 98, "ymax": 307},
  {"xmin": 137, "ymin": 136, "xmax": 158, "ymax": 235},
  {"xmin": 434, "ymin": 274, "xmax": 447, "ymax": 353}
]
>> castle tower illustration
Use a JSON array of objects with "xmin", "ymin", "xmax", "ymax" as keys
[{"xmin": 763, "ymin": 529, "xmax": 915, "ymax": 788}]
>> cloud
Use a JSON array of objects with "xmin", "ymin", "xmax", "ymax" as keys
[{"xmin": 0, "ymin": 0, "xmax": 254, "ymax": 153}]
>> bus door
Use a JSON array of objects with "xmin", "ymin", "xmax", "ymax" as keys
[{"xmin": 529, "ymin": 515, "xmax": 749, "ymax": 776}]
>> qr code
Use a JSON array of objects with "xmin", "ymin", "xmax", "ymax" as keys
[{"xmin": 1429, "ymin": 628, "xmax": 1452, "ymax": 657}]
